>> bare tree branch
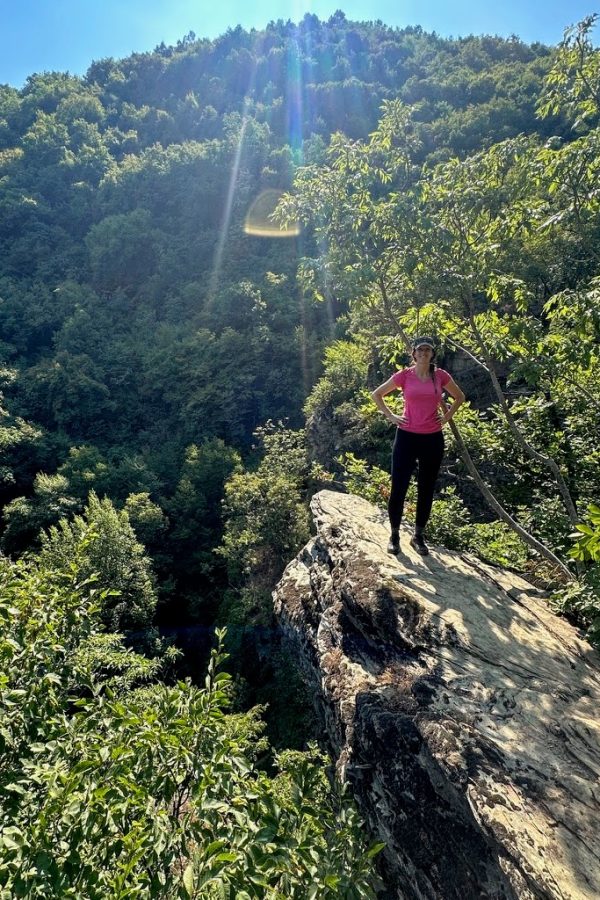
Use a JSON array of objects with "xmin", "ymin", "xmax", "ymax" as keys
[{"xmin": 448, "ymin": 420, "xmax": 573, "ymax": 581}]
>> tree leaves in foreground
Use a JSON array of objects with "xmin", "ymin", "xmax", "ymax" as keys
[{"xmin": 0, "ymin": 531, "xmax": 382, "ymax": 899}]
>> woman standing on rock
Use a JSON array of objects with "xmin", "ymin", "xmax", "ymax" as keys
[{"xmin": 371, "ymin": 336, "xmax": 465, "ymax": 556}]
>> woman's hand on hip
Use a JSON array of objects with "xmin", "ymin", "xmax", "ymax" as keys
[{"xmin": 388, "ymin": 414, "xmax": 405, "ymax": 427}]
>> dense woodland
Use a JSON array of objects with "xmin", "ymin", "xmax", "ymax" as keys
[{"xmin": 1, "ymin": 11, "xmax": 600, "ymax": 896}]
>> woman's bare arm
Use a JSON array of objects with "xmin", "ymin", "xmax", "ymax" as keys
[
  {"xmin": 439, "ymin": 377, "xmax": 465, "ymax": 425},
  {"xmin": 371, "ymin": 376, "xmax": 404, "ymax": 426}
]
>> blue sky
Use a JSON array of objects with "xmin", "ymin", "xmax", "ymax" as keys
[{"xmin": 1, "ymin": 0, "xmax": 597, "ymax": 87}]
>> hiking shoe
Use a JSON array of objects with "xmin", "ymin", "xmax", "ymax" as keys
[
  {"xmin": 387, "ymin": 531, "xmax": 400, "ymax": 554},
  {"xmin": 410, "ymin": 534, "xmax": 429, "ymax": 556}
]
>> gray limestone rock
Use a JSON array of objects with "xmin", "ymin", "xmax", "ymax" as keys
[{"xmin": 273, "ymin": 490, "xmax": 600, "ymax": 900}]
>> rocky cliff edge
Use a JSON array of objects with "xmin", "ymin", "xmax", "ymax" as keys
[{"xmin": 273, "ymin": 490, "xmax": 600, "ymax": 900}]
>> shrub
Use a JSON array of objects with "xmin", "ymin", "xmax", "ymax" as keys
[{"xmin": 0, "ymin": 535, "xmax": 383, "ymax": 898}]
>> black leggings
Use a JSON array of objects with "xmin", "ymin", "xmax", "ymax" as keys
[{"xmin": 388, "ymin": 429, "xmax": 444, "ymax": 531}]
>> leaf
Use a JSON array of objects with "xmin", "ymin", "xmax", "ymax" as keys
[
  {"xmin": 204, "ymin": 840, "xmax": 227, "ymax": 858},
  {"xmin": 182, "ymin": 862, "xmax": 194, "ymax": 896},
  {"xmin": 366, "ymin": 841, "xmax": 386, "ymax": 858},
  {"xmin": 575, "ymin": 524, "xmax": 594, "ymax": 535},
  {"xmin": 3, "ymin": 782, "xmax": 27, "ymax": 795},
  {"xmin": 1, "ymin": 826, "xmax": 24, "ymax": 850}
]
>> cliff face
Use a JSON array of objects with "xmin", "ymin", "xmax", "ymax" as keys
[{"xmin": 273, "ymin": 490, "xmax": 600, "ymax": 900}]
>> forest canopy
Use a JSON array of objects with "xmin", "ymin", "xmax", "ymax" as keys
[
  {"xmin": 0, "ymin": 12, "xmax": 566, "ymax": 617},
  {"xmin": 1, "ymin": 11, "xmax": 600, "ymax": 895}
]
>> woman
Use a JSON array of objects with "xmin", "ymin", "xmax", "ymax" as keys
[{"xmin": 371, "ymin": 336, "xmax": 465, "ymax": 556}]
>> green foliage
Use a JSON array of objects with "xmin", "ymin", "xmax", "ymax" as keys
[
  {"xmin": 552, "ymin": 574, "xmax": 600, "ymax": 648},
  {"xmin": 339, "ymin": 453, "xmax": 392, "ymax": 508},
  {"xmin": 537, "ymin": 15, "xmax": 600, "ymax": 127},
  {"xmin": 304, "ymin": 341, "xmax": 391, "ymax": 473},
  {"xmin": 221, "ymin": 464, "xmax": 309, "ymax": 576},
  {"xmin": 0, "ymin": 549, "xmax": 382, "ymax": 898},
  {"xmin": 220, "ymin": 424, "xmax": 311, "ymax": 584},
  {"xmin": 0, "ymin": 551, "xmax": 100, "ymax": 772},
  {"xmin": 0, "ymin": 382, "xmax": 43, "ymax": 495},
  {"xmin": 304, "ymin": 341, "xmax": 369, "ymax": 421},
  {"xmin": 124, "ymin": 491, "xmax": 169, "ymax": 548},
  {"xmin": 19, "ymin": 351, "xmax": 114, "ymax": 438},
  {"xmin": 165, "ymin": 439, "xmax": 242, "ymax": 602},
  {"xmin": 86, "ymin": 209, "xmax": 162, "ymax": 293},
  {"xmin": 38, "ymin": 491, "xmax": 157, "ymax": 636},
  {"xmin": 553, "ymin": 501, "xmax": 600, "ymax": 647},
  {"xmin": 218, "ymin": 425, "xmax": 317, "ymax": 749},
  {"xmin": 57, "ymin": 446, "xmax": 162, "ymax": 506},
  {"xmin": 517, "ymin": 494, "xmax": 574, "ymax": 558},
  {"xmin": 421, "ymin": 485, "xmax": 527, "ymax": 570},
  {"xmin": 424, "ymin": 486, "xmax": 472, "ymax": 551},
  {"xmin": 217, "ymin": 586, "xmax": 274, "ymax": 629},
  {"xmin": 215, "ymin": 587, "xmax": 320, "ymax": 748},
  {"xmin": 570, "ymin": 502, "xmax": 600, "ymax": 562},
  {"xmin": 462, "ymin": 521, "xmax": 529, "ymax": 570},
  {"xmin": 2, "ymin": 473, "xmax": 78, "ymax": 556},
  {"xmin": 72, "ymin": 632, "xmax": 174, "ymax": 694}
]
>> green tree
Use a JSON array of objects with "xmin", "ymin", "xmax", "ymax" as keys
[
  {"xmin": 0, "ymin": 377, "xmax": 43, "ymax": 504},
  {"xmin": 2, "ymin": 473, "xmax": 77, "ymax": 556},
  {"xmin": 85, "ymin": 209, "xmax": 162, "ymax": 294},
  {"xmin": 20, "ymin": 351, "xmax": 114, "ymax": 438},
  {"xmin": 278, "ymin": 92, "xmax": 600, "ymax": 579},
  {"xmin": 220, "ymin": 423, "xmax": 311, "ymax": 586},
  {"xmin": 166, "ymin": 439, "xmax": 242, "ymax": 600},
  {"xmin": 39, "ymin": 491, "xmax": 157, "ymax": 636},
  {"xmin": 537, "ymin": 14, "xmax": 600, "ymax": 128},
  {"xmin": 124, "ymin": 491, "xmax": 169, "ymax": 548},
  {"xmin": 0, "ymin": 544, "xmax": 382, "ymax": 898}
]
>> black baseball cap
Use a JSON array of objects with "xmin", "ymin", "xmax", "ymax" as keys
[{"xmin": 412, "ymin": 336, "xmax": 436, "ymax": 350}]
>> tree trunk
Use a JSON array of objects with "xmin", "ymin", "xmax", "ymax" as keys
[
  {"xmin": 448, "ymin": 420, "xmax": 572, "ymax": 580},
  {"xmin": 467, "ymin": 311, "xmax": 579, "ymax": 527}
]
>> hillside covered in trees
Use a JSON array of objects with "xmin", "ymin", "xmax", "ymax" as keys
[
  {"xmin": 1, "ymin": 10, "xmax": 600, "ymax": 896},
  {"xmin": 0, "ymin": 12, "xmax": 564, "ymax": 620}
]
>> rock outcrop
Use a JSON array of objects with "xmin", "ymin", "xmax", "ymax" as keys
[{"xmin": 273, "ymin": 490, "xmax": 600, "ymax": 899}]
